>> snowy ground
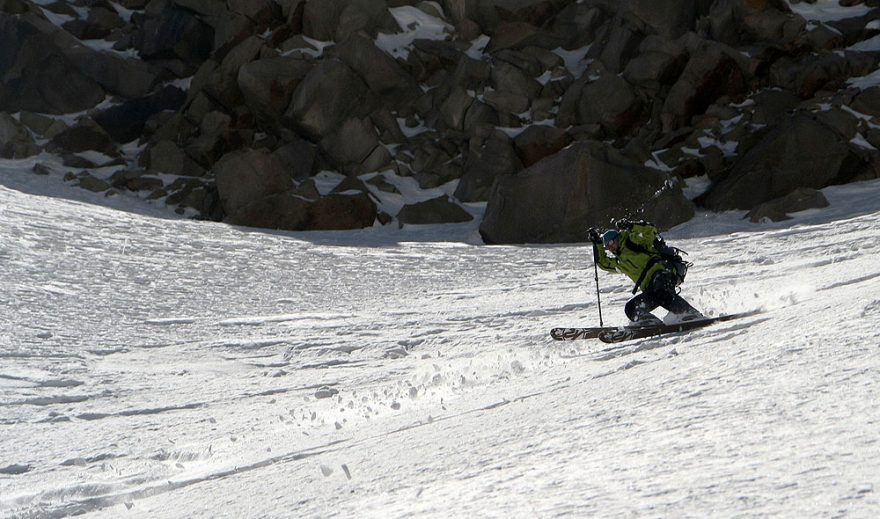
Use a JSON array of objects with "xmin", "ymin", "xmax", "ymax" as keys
[{"xmin": 2, "ymin": 155, "xmax": 880, "ymax": 518}]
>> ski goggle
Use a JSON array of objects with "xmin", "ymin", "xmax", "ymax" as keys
[{"xmin": 602, "ymin": 230, "xmax": 620, "ymax": 247}]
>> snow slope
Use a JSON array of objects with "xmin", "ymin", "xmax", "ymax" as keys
[{"xmin": 2, "ymin": 157, "xmax": 880, "ymax": 518}]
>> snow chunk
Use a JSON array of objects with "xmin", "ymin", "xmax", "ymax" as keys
[
  {"xmin": 313, "ymin": 171, "xmax": 346, "ymax": 195},
  {"xmin": 787, "ymin": 0, "xmax": 873, "ymax": 22},
  {"xmin": 0, "ymin": 464, "xmax": 30, "ymax": 475},
  {"xmin": 553, "ymin": 45, "xmax": 591, "ymax": 79},
  {"xmin": 849, "ymin": 34, "xmax": 880, "ymax": 53},
  {"xmin": 314, "ymin": 387, "xmax": 339, "ymax": 399},
  {"xmin": 682, "ymin": 175, "xmax": 712, "ymax": 200},
  {"xmin": 465, "ymin": 35, "xmax": 491, "ymax": 60},
  {"xmin": 851, "ymin": 134, "xmax": 877, "ymax": 150},
  {"xmin": 376, "ymin": 6, "xmax": 452, "ymax": 59},
  {"xmin": 847, "ymin": 68, "xmax": 880, "ymax": 91}
]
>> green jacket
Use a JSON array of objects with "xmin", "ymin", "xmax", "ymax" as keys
[{"xmin": 595, "ymin": 224, "xmax": 666, "ymax": 292}]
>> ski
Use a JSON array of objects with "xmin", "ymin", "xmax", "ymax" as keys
[
  {"xmin": 551, "ymin": 310, "xmax": 762, "ymax": 343},
  {"xmin": 550, "ymin": 327, "xmax": 609, "ymax": 340}
]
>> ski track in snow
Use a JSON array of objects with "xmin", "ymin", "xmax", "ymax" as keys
[{"xmin": 2, "ymin": 168, "xmax": 880, "ymax": 517}]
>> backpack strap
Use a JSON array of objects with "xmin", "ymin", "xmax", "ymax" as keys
[
  {"xmin": 631, "ymin": 256, "xmax": 662, "ymax": 294},
  {"xmin": 625, "ymin": 236, "xmax": 662, "ymax": 293}
]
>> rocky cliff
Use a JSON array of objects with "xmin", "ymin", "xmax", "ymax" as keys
[{"xmin": 1, "ymin": 0, "xmax": 879, "ymax": 242}]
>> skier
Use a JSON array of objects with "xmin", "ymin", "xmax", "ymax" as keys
[{"xmin": 588, "ymin": 220, "xmax": 702, "ymax": 326}]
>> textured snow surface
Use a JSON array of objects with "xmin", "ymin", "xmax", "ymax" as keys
[
  {"xmin": 2, "ymin": 158, "xmax": 880, "ymax": 518},
  {"xmin": 787, "ymin": 0, "xmax": 874, "ymax": 22}
]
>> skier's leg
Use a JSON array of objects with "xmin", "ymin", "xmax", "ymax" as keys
[
  {"xmin": 625, "ymin": 293, "xmax": 662, "ymax": 324},
  {"xmin": 652, "ymin": 270, "xmax": 701, "ymax": 317}
]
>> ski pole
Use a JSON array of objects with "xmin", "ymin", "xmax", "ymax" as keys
[{"xmin": 592, "ymin": 243, "xmax": 604, "ymax": 327}]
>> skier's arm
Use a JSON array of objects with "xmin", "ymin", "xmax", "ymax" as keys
[{"xmin": 594, "ymin": 244, "xmax": 619, "ymax": 273}]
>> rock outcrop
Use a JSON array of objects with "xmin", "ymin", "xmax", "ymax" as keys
[
  {"xmin": 480, "ymin": 142, "xmax": 694, "ymax": 243},
  {"xmin": 2, "ymin": 0, "xmax": 879, "ymax": 237}
]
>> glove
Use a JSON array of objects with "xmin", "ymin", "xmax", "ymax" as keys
[{"xmin": 587, "ymin": 227, "xmax": 601, "ymax": 244}]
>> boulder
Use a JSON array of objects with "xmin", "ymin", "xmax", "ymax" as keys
[
  {"xmin": 201, "ymin": 12, "xmax": 255, "ymax": 59},
  {"xmin": 495, "ymin": 48, "xmax": 545, "ymax": 77},
  {"xmin": 336, "ymin": 0, "xmax": 401, "ymax": 42},
  {"xmin": 226, "ymin": 192, "xmax": 310, "ymax": 230},
  {"xmin": 551, "ymin": 4, "xmax": 606, "ymax": 49},
  {"xmin": 331, "ymin": 175, "xmax": 369, "ymax": 195},
  {"xmin": 32, "ymin": 162, "xmax": 52, "ymax": 176},
  {"xmin": 491, "ymin": 60, "xmax": 542, "ymax": 100},
  {"xmin": 702, "ymin": 115, "xmax": 850, "ymax": 211},
  {"xmin": 513, "ymin": 125, "xmax": 571, "ymax": 167},
  {"xmin": 202, "ymin": 35, "xmax": 265, "ymax": 109},
  {"xmin": 165, "ymin": 178, "xmax": 220, "ymax": 217},
  {"xmin": 556, "ymin": 75, "xmax": 589, "ymax": 128},
  {"xmin": 93, "ymin": 86, "xmax": 187, "ymax": 143},
  {"xmin": 302, "ymin": 0, "xmax": 345, "ymax": 40},
  {"xmin": 479, "ymin": 141, "xmax": 694, "ymax": 244},
  {"xmin": 439, "ymin": 0, "xmax": 478, "ymax": 25},
  {"xmin": 619, "ymin": 0, "xmax": 701, "ymax": 39},
  {"xmin": 851, "ymin": 86, "xmax": 880, "ymax": 117},
  {"xmin": 131, "ymin": 4, "xmax": 214, "ymax": 69},
  {"xmin": 148, "ymin": 140, "xmax": 206, "ymax": 177},
  {"xmin": 67, "ymin": 46, "xmax": 161, "ymax": 100},
  {"xmin": 361, "ymin": 144, "xmax": 393, "ymax": 172},
  {"xmin": 483, "ymin": 91, "xmax": 529, "ymax": 115},
  {"xmin": 110, "ymin": 169, "xmax": 165, "ymax": 192},
  {"xmin": 746, "ymin": 187, "xmax": 830, "ymax": 223},
  {"xmin": 76, "ymin": 173, "xmax": 111, "ymax": 193},
  {"xmin": 185, "ymin": 111, "xmax": 234, "ymax": 169},
  {"xmin": 455, "ymin": 130, "xmax": 523, "ymax": 202},
  {"xmin": 485, "ymin": 21, "xmax": 564, "ymax": 53},
  {"xmin": 0, "ymin": 113, "xmax": 40, "ymax": 159},
  {"xmin": 707, "ymin": 0, "xmax": 799, "ymax": 45},
  {"xmin": 62, "ymin": 5, "xmax": 124, "ymax": 40},
  {"xmin": 213, "ymin": 149, "xmax": 293, "ymax": 218},
  {"xmin": 334, "ymin": 32, "xmax": 418, "ymax": 99},
  {"xmin": 397, "ymin": 196, "xmax": 473, "ymax": 225},
  {"xmin": 174, "ymin": 0, "xmax": 231, "ymax": 17},
  {"xmin": 370, "ymin": 107, "xmax": 408, "ymax": 143},
  {"xmin": 228, "ymin": 0, "xmax": 279, "ymax": 24},
  {"xmin": 273, "ymin": 137, "xmax": 318, "ymax": 180},
  {"xmin": 796, "ymin": 22, "xmax": 845, "ymax": 51},
  {"xmin": 448, "ymin": 55, "xmax": 493, "ymax": 92},
  {"xmin": 622, "ymin": 36, "xmax": 688, "ymax": 89},
  {"xmin": 286, "ymin": 58, "xmax": 372, "ymax": 139},
  {"xmin": 366, "ymin": 174, "xmax": 400, "ymax": 194},
  {"xmin": 63, "ymin": 154, "xmax": 101, "ymax": 169},
  {"xmin": 293, "ymin": 178, "xmax": 321, "ymax": 199},
  {"xmin": 319, "ymin": 117, "xmax": 380, "ymax": 170},
  {"xmin": 307, "ymin": 192, "xmax": 377, "ymax": 230},
  {"xmin": 661, "ymin": 40, "xmax": 748, "ymax": 132},
  {"xmin": 237, "ymin": 57, "xmax": 313, "ymax": 126},
  {"xmin": 814, "ymin": 107, "xmax": 860, "ymax": 140},
  {"xmin": 0, "ymin": 13, "xmax": 105, "ymax": 114},
  {"xmin": 749, "ymin": 89, "xmax": 800, "ymax": 125},
  {"xmin": 47, "ymin": 120, "xmax": 119, "ymax": 157},
  {"xmin": 592, "ymin": 16, "xmax": 643, "ymax": 73},
  {"xmin": 490, "ymin": 0, "xmax": 560, "ymax": 25},
  {"xmin": 17, "ymin": 112, "xmax": 54, "ymax": 136},
  {"xmin": 577, "ymin": 74, "xmax": 643, "ymax": 136},
  {"xmin": 438, "ymin": 85, "xmax": 474, "ymax": 130},
  {"xmin": 770, "ymin": 52, "xmax": 877, "ymax": 100},
  {"xmin": 303, "ymin": 0, "xmax": 399, "ymax": 42}
]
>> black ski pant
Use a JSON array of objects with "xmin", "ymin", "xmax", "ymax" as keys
[{"xmin": 625, "ymin": 269, "xmax": 696, "ymax": 322}]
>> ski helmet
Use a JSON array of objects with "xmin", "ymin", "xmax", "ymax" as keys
[{"xmin": 602, "ymin": 229, "xmax": 620, "ymax": 247}]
